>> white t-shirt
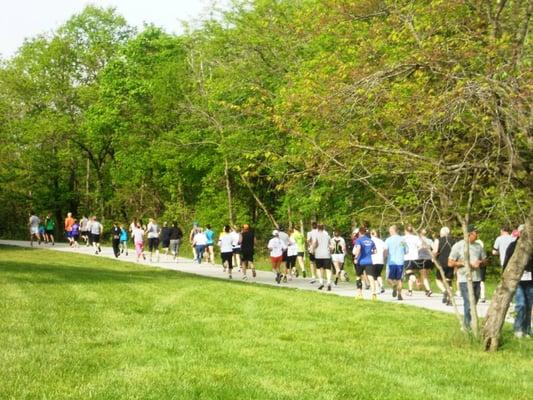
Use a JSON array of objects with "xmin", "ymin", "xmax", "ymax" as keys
[
  {"xmin": 314, "ymin": 230, "xmax": 331, "ymax": 259},
  {"xmin": 193, "ymin": 232, "xmax": 207, "ymax": 246},
  {"xmin": 287, "ymin": 237, "xmax": 298, "ymax": 257},
  {"xmin": 29, "ymin": 215, "xmax": 40, "ymax": 228},
  {"xmin": 147, "ymin": 222, "xmax": 160, "ymax": 239},
  {"xmin": 278, "ymin": 231, "xmax": 290, "ymax": 247},
  {"xmin": 268, "ymin": 237, "xmax": 286, "ymax": 257},
  {"xmin": 80, "ymin": 217, "xmax": 88, "ymax": 231},
  {"xmin": 133, "ymin": 228, "xmax": 145, "ymax": 243},
  {"xmin": 231, "ymin": 231, "xmax": 241, "ymax": 248},
  {"xmin": 90, "ymin": 221, "xmax": 103, "ymax": 235},
  {"xmin": 493, "ymin": 235, "xmax": 516, "ymax": 266},
  {"xmin": 307, "ymin": 229, "xmax": 318, "ymax": 253},
  {"xmin": 218, "ymin": 234, "xmax": 233, "ymax": 253},
  {"xmin": 403, "ymin": 233, "xmax": 421, "ymax": 261},
  {"xmin": 371, "ymin": 236, "xmax": 386, "ymax": 265},
  {"xmin": 418, "ymin": 236, "xmax": 433, "ymax": 260}
]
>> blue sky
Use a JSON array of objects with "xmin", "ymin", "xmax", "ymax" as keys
[{"xmin": 1, "ymin": 0, "xmax": 228, "ymax": 58}]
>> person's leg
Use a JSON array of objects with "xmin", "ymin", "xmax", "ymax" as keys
[
  {"xmin": 421, "ymin": 268, "xmax": 432, "ymax": 295},
  {"xmin": 309, "ymin": 255, "xmax": 317, "ymax": 283},
  {"xmin": 326, "ymin": 266, "xmax": 333, "ymax": 290},
  {"xmin": 479, "ymin": 267, "xmax": 487, "ymax": 301},
  {"xmin": 317, "ymin": 267, "xmax": 325, "ymax": 289},
  {"xmin": 297, "ymin": 255, "xmax": 305, "ymax": 276},
  {"xmin": 523, "ymin": 285, "xmax": 533, "ymax": 336},
  {"xmin": 460, "ymin": 282, "xmax": 471, "ymax": 330},
  {"xmin": 514, "ymin": 285, "xmax": 526, "ymax": 336}
]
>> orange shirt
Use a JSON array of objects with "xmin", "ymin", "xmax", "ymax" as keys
[{"xmin": 64, "ymin": 217, "xmax": 74, "ymax": 232}]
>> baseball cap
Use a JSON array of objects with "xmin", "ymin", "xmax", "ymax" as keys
[{"xmin": 467, "ymin": 224, "xmax": 477, "ymax": 233}]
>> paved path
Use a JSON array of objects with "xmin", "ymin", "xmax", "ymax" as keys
[{"xmin": 1, "ymin": 239, "xmax": 495, "ymax": 320}]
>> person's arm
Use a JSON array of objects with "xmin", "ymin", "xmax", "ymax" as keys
[
  {"xmin": 353, "ymin": 245, "xmax": 361, "ymax": 258},
  {"xmin": 432, "ymin": 239, "xmax": 439, "ymax": 256}
]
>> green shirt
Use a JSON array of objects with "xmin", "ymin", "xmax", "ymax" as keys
[
  {"xmin": 45, "ymin": 218, "xmax": 55, "ymax": 231},
  {"xmin": 292, "ymin": 230, "xmax": 305, "ymax": 253}
]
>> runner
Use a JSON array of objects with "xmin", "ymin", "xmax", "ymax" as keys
[
  {"xmin": 432, "ymin": 227, "xmax": 456, "ymax": 305},
  {"xmin": 160, "ymin": 222, "xmax": 171, "ymax": 259},
  {"xmin": 231, "ymin": 226, "xmax": 242, "ymax": 269},
  {"xmin": 492, "ymin": 225, "xmax": 516, "ymax": 268},
  {"xmin": 71, "ymin": 219, "xmax": 80, "ymax": 247},
  {"xmin": 204, "ymin": 224, "xmax": 215, "ymax": 264},
  {"xmin": 146, "ymin": 218, "xmax": 161, "ymax": 262},
  {"xmin": 218, "ymin": 225, "xmax": 234, "ymax": 278},
  {"xmin": 403, "ymin": 224, "xmax": 421, "ymax": 296},
  {"xmin": 306, "ymin": 222, "xmax": 319, "ymax": 283},
  {"xmin": 284, "ymin": 232, "xmax": 298, "ymax": 282},
  {"xmin": 192, "ymin": 227, "xmax": 208, "ymax": 264},
  {"xmin": 28, "ymin": 212, "xmax": 40, "ymax": 247},
  {"xmin": 44, "ymin": 213, "xmax": 55, "ymax": 245},
  {"xmin": 291, "ymin": 226, "xmax": 306, "ymax": 278},
  {"xmin": 418, "ymin": 228, "xmax": 434, "ymax": 297},
  {"xmin": 240, "ymin": 224, "xmax": 256, "ymax": 279},
  {"xmin": 384, "ymin": 225, "xmax": 405, "ymax": 300},
  {"xmin": 80, "ymin": 215, "xmax": 89, "ymax": 246},
  {"xmin": 119, "ymin": 223, "xmax": 129, "ymax": 256},
  {"xmin": 89, "ymin": 216, "xmax": 103, "ymax": 254},
  {"xmin": 268, "ymin": 230, "xmax": 286, "ymax": 284},
  {"xmin": 64, "ymin": 212, "xmax": 75, "ymax": 247},
  {"xmin": 278, "ymin": 226, "xmax": 290, "ymax": 281},
  {"xmin": 330, "ymin": 229, "xmax": 346, "ymax": 286},
  {"xmin": 38, "ymin": 219, "xmax": 46, "ymax": 244},
  {"xmin": 448, "ymin": 224, "xmax": 488, "ymax": 330},
  {"xmin": 313, "ymin": 224, "xmax": 332, "ymax": 291},
  {"xmin": 189, "ymin": 222, "xmax": 199, "ymax": 261},
  {"xmin": 503, "ymin": 225, "xmax": 532, "ymax": 338},
  {"xmin": 353, "ymin": 226, "xmax": 376, "ymax": 299},
  {"xmin": 370, "ymin": 229, "xmax": 386, "ymax": 295},
  {"xmin": 111, "ymin": 222, "xmax": 121, "ymax": 258},
  {"xmin": 129, "ymin": 218, "xmax": 138, "ymax": 235},
  {"xmin": 169, "ymin": 222, "xmax": 183, "ymax": 261},
  {"xmin": 132, "ymin": 222, "xmax": 146, "ymax": 262}
]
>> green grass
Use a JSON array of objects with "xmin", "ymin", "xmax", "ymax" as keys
[{"xmin": 1, "ymin": 246, "xmax": 531, "ymax": 400}]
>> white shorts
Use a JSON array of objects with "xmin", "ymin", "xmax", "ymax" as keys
[
  {"xmin": 30, "ymin": 227, "xmax": 39, "ymax": 235},
  {"xmin": 331, "ymin": 254, "xmax": 345, "ymax": 264}
]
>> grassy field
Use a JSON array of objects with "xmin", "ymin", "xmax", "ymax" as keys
[{"xmin": 1, "ymin": 246, "xmax": 531, "ymax": 399}]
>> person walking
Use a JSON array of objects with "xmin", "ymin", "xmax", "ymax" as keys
[
  {"xmin": 64, "ymin": 212, "xmax": 75, "ymax": 247},
  {"xmin": 403, "ymin": 224, "xmax": 422, "ymax": 296},
  {"xmin": 218, "ymin": 225, "xmax": 234, "ymax": 278},
  {"xmin": 418, "ymin": 228, "xmax": 434, "ymax": 297},
  {"xmin": 192, "ymin": 227, "xmax": 208, "ymax": 264},
  {"xmin": 240, "ymin": 224, "xmax": 256, "ymax": 279},
  {"xmin": 111, "ymin": 222, "xmax": 121, "ymax": 258},
  {"xmin": 330, "ymin": 229, "xmax": 346, "ymax": 287},
  {"xmin": 28, "ymin": 212, "xmax": 41, "ymax": 247},
  {"xmin": 432, "ymin": 227, "xmax": 456, "ymax": 305},
  {"xmin": 353, "ymin": 226, "xmax": 376, "ymax": 299},
  {"xmin": 44, "ymin": 213, "xmax": 55, "ymax": 245},
  {"xmin": 448, "ymin": 225, "xmax": 488, "ymax": 330},
  {"xmin": 132, "ymin": 223, "xmax": 146, "ymax": 262},
  {"xmin": 291, "ymin": 227, "xmax": 307, "ymax": 278},
  {"xmin": 204, "ymin": 224, "xmax": 215, "ymax": 264},
  {"xmin": 306, "ymin": 222, "xmax": 319, "ymax": 284},
  {"xmin": 160, "ymin": 222, "xmax": 171, "ymax": 259},
  {"xmin": 384, "ymin": 225, "xmax": 406, "ymax": 301},
  {"xmin": 169, "ymin": 222, "xmax": 183, "ymax": 261},
  {"xmin": 80, "ymin": 215, "xmax": 89, "ymax": 246},
  {"xmin": 313, "ymin": 224, "xmax": 332, "ymax": 291},
  {"xmin": 119, "ymin": 223, "xmax": 129, "ymax": 256},
  {"xmin": 146, "ymin": 218, "xmax": 161, "ymax": 262},
  {"xmin": 370, "ymin": 229, "xmax": 386, "ymax": 295},
  {"xmin": 90, "ymin": 216, "xmax": 103, "ymax": 254},
  {"xmin": 268, "ymin": 230, "xmax": 286, "ymax": 284}
]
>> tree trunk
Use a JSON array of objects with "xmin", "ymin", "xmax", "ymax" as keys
[
  {"xmin": 239, "ymin": 172, "xmax": 278, "ymax": 228},
  {"xmin": 483, "ymin": 206, "xmax": 533, "ymax": 351},
  {"xmin": 224, "ymin": 158, "xmax": 234, "ymax": 226},
  {"xmin": 461, "ymin": 220, "xmax": 480, "ymax": 337}
]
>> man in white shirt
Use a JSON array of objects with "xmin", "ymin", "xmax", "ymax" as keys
[
  {"xmin": 306, "ymin": 222, "xmax": 319, "ymax": 283},
  {"xmin": 313, "ymin": 224, "xmax": 332, "ymax": 291},
  {"xmin": 403, "ymin": 224, "xmax": 422, "ymax": 296},
  {"xmin": 146, "ymin": 218, "xmax": 161, "ymax": 262},
  {"xmin": 28, "ymin": 213, "xmax": 41, "ymax": 247},
  {"xmin": 492, "ymin": 226, "xmax": 516, "ymax": 267},
  {"xmin": 370, "ymin": 230, "xmax": 386, "ymax": 296}
]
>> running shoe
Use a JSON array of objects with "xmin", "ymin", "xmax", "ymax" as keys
[
  {"xmin": 442, "ymin": 292, "xmax": 448, "ymax": 304},
  {"xmin": 408, "ymin": 290, "xmax": 413, "ymax": 296},
  {"xmin": 294, "ymin": 270, "xmax": 299, "ymax": 278},
  {"xmin": 327, "ymin": 285, "xmax": 331, "ymax": 292},
  {"xmin": 242, "ymin": 275, "xmax": 248, "ymax": 280},
  {"xmin": 397, "ymin": 293, "xmax": 403, "ymax": 301},
  {"xmin": 334, "ymin": 277, "xmax": 339, "ymax": 286},
  {"xmin": 317, "ymin": 284, "xmax": 324, "ymax": 290},
  {"xmin": 282, "ymin": 275, "xmax": 287, "ymax": 283},
  {"xmin": 310, "ymin": 279, "xmax": 316, "ymax": 284},
  {"xmin": 252, "ymin": 269, "xmax": 257, "ymax": 278},
  {"xmin": 480, "ymin": 298, "xmax": 486, "ymax": 303},
  {"xmin": 380, "ymin": 288, "xmax": 385, "ymax": 294},
  {"xmin": 275, "ymin": 273, "xmax": 281, "ymax": 284},
  {"xmin": 425, "ymin": 290, "xmax": 432, "ymax": 297},
  {"xmin": 229, "ymin": 274, "xmax": 233, "ymax": 280},
  {"xmin": 303, "ymin": 270, "xmax": 307, "ymax": 278},
  {"xmin": 392, "ymin": 288, "xmax": 397, "ymax": 298}
]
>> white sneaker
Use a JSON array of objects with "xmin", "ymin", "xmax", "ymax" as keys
[{"xmin": 514, "ymin": 331, "xmax": 524, "ymax": 338}]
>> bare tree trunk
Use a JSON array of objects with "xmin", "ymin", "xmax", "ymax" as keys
[
  {"xmin": 224, "ymin": 158, "xmax": 234, "ymax": 226},
  {"xmin": 460, "ymin": 220, "xmax": 480, "ymax": 337},
  {"xmin": 483, "ymin": 206, "xmax": 533, "ymax": 351},
  {"xmin": 239, "ymin": 173, "xmax": 278, "ymax": 228}
]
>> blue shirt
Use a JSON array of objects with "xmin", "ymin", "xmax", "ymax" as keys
[
  {"xmin": 356, "ymin": 235, "xmax": 375, "ymax": 265},
  {"xmin": 385, "ymin": 235, "xmax": 406, "ymax": 266},
  {"xmin": 119, "ymin": 228, "xmax": 128, "ymax": 241},
  {"xmin": 205, "ymin": 229, "xmax": 214, "ymax": 245}
]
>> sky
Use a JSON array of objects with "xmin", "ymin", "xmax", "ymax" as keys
[{"xmin": 0, "ymin": 0, "xmax": 226, "ymax": 58}]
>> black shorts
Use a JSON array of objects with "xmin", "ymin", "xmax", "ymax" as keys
[
  {"xmin": 282, "ymin": 250, "xmax": 288, "ymax": 262},
  {"xmin": 232, "ymin": 248, "xmax": 241, "ymax": 254},
  {"xmin": 241, "ymin": 251, "xmax": 254, "ymax": 262},
  {"xmin": 91, "ymin": 234, "xmax": 100, "ymax": 243},
  {"xmin": 309, "ymin": 253, "xmax": 316, "ymax": 262},
  {"xmin": 221, "ymin": 252, "xmax": 233, "ymax": 269},
  {"xmin": 436, "ymin": 266, "xmax": 454, "ymax": 281},
  {"xmin": 297, "ymin": 252, "xmax": 304, "ymax": 258},
  {"xmin": 286, "ymin": 255, "xmax": 297, "ymax": 269},
  {"xmin": 366, "ymin": 264, "xmax": 383, "ymax": 279},
  {"xmin": 420, "ymin": 259, "xmax": 434, "ymax": 269},
  {"xmin": 162, "ymin": 240, "xmax": 170, "ymax": 248},
  {"xmin": 73, "ymin": 234, "xmax": 79, "ymax": 241},
  {"xmin": 404, "ymin": 260, "xmax": 419, "ymax": 271},
  {"xmin": 355, "ymin": 263, "xmax": 366, "ymax": 277},
  {"xmin": 81, "ymin": 230, "xmax": 89, "ymax": 237},
  {"xmin": 315, "ymin": 258, "xmax": 331, "ymax": 269},
  {"xmin": 148, "ymin": 238, "xmax": 159, "ymax": 251},
  {"xmin": 45, "ymin": 229, "xmax": 54, "ymax": 236}
]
